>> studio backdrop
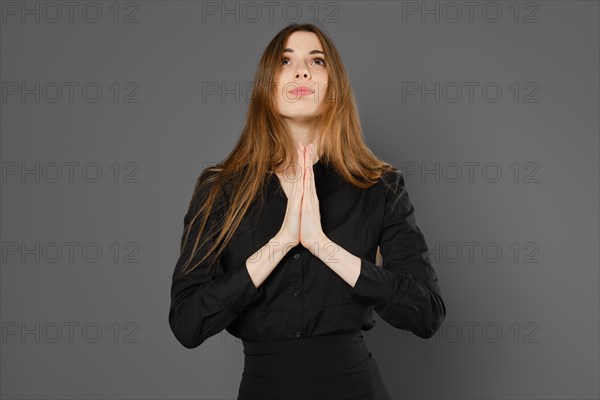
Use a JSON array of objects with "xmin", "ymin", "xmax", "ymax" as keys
[{"xmin": 1, "ymin": 1, "xmax": 598, "ymax": 399}]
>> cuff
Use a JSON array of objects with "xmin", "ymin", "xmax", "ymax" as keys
[
  {"xmin": 213, "ymin": 265, "xmax": 265, "ymax": 314},
  {"xmin": 349, "ymin": 258, "xmax": 394, "ymax": 308}
]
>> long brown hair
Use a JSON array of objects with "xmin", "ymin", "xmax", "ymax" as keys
[{"xmin": 177, "ymin": 23, "xmax": 396, "ymax": 278}]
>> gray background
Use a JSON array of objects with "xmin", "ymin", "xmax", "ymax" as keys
[{"xmin": 1, "ymin": 1, "xmax": 598, "ymax": 399}]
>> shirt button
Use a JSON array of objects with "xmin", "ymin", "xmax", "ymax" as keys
[
  {"xmin": 295, "ymin": 330, "xmax": 301, "ymax": 337},
  {"xmin": 293, "ymin": 253, "xmax": 300, "ymax": 259},
  {"xmin": 294, "ymin": 290, "xmax": 300, "ymax": 297}
]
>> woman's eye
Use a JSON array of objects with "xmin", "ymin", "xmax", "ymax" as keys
[{"xmin": 280, "ymin": 57, "xmax": 326, "ymax": 67}]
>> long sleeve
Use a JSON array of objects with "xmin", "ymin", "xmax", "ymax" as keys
[
  {"xmin": 168, "ymin": 173, "xmax": 265, "ymax": 349},
  {"xmin": 349, "ymin": 171, "xmax": 446, "ymax": 338}
]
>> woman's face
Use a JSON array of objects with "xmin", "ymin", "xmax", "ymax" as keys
[{"xmin": 273, "ymin": 31, "xmax": 328, "ymax": 121}]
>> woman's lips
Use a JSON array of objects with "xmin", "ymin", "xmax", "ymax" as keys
[{"xmin": 288, "ymin": 87, "xmax": 314, "ymax": 96}]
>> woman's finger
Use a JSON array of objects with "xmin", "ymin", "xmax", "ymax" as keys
[
  {"xmin": 307, "ymin": 145, "xmax": 314, "ymax": 205},
  {"xmin": 304, "ymin": 144, "xmax": 311, "ymax": 197},
  {"xmin": 292, "ymin": 147, "xmax": 304, "ymax": 205}
]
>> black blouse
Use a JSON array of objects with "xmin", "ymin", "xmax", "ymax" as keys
[{"xmin": 169, "ymin": 159, "xmax": 446, "ymax": 349}]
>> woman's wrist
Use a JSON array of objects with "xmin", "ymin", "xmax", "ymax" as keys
[{"xmin": 272, "ymin": 232, "xmax": 299, "ymax": 255}]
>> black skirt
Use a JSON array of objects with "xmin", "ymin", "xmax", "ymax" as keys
[{"xmin": 237, "ymin": 330, "xmax": 391, "ymax": 400}]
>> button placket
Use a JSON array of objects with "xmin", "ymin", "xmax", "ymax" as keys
[
  {"xmin": 291, "ymin": 249, "xmax": 304, "ymax": 338},
  {"xmin": 292, "ymin": 250, "xmax": 303, "ymax": 300}
]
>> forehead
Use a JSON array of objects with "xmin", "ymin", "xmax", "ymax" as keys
[{"xmin": 283, "ymin": 31, "xmax": 323, "ymax": 51}]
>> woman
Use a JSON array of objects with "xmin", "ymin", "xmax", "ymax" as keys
[{"xmin": 168, "ymin": 23, "xmax": 446, "ymax": 400}]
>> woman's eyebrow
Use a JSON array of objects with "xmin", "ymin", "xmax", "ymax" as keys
[{"xmin": 282, "ymin": 48, "xmax": 325, "ymax": 56}]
